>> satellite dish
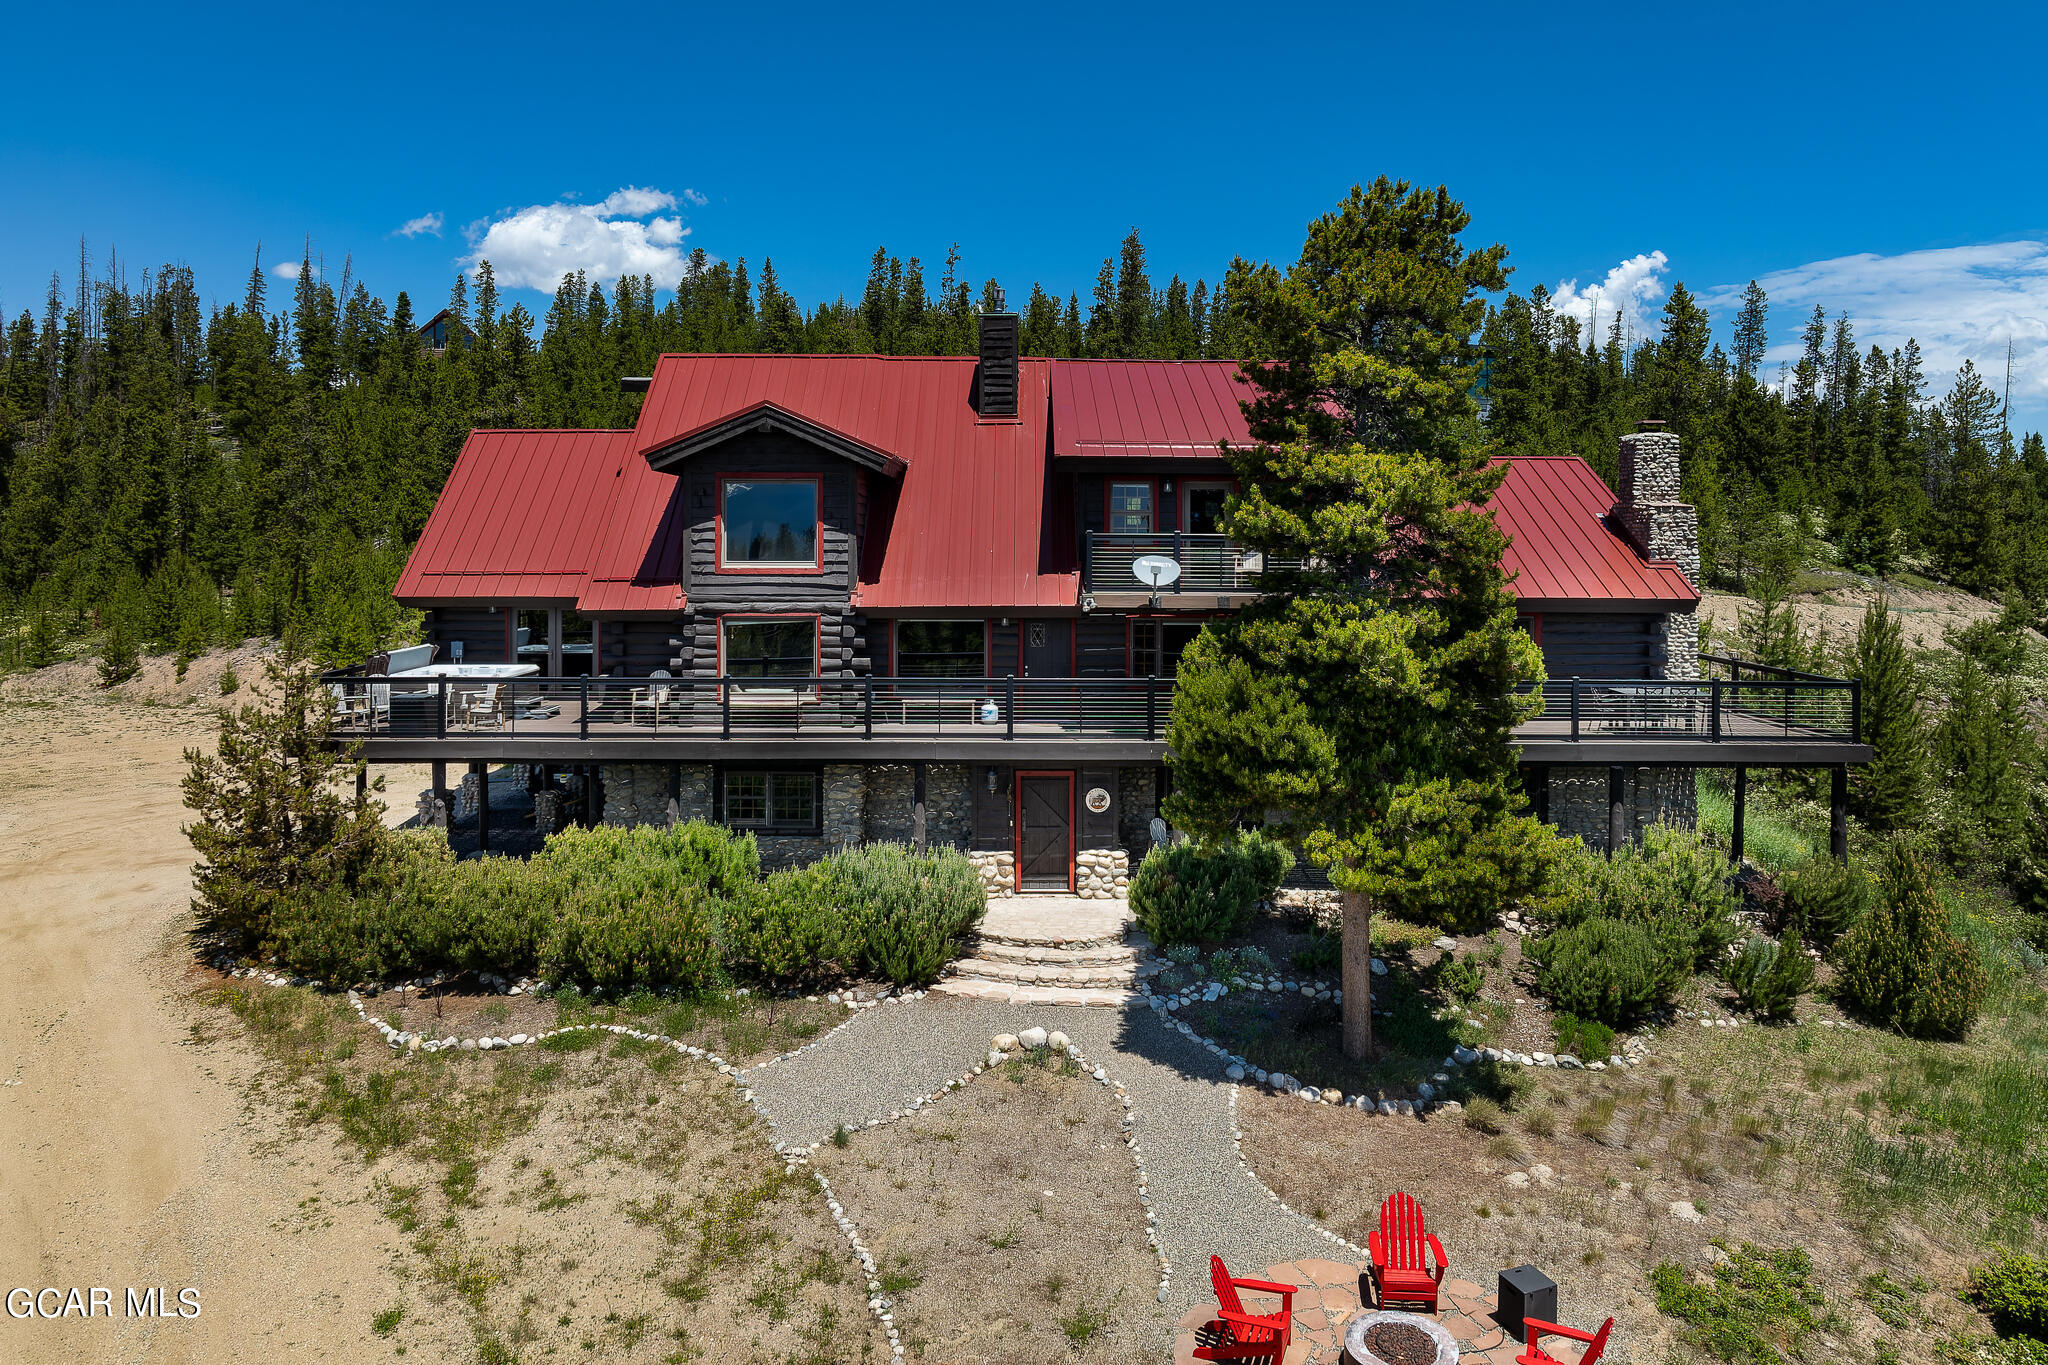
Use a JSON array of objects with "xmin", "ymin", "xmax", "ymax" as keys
[{"xmin": 1132, "ymin": 554, "xmax": 1182, "ymax": 589}]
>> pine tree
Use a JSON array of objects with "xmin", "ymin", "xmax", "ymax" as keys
[
  {"xmin": 1114, "ymin": 228, "xmax": 1152, "ymax": 358},
  {"xmin": 1731, "ymin": 281, "xmax": 1769, "ymax": 379},
  {"xmin": 1835, "ymin": 840, "xmax": 1987, "ymax": 1038},
  {"xmin": 1165, "ymin": 179, "xmax": 1555, "ymax": 1060},
  {"xmin": 1848, "ymin": 599, "xmax": 1925, "ymax": 829},
  {"xmin": 1085, "ymin": 258, "xmax": 1117, "ymax": 357}
]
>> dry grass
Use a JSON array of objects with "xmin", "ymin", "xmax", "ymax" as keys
[
  {"xmin": 215, "ymin": 982, "xmax": 885, "ymax": 1364},
  {"xmin": 812, "ymin": 1048, "xmax": 1164, "ymax": 1364}
]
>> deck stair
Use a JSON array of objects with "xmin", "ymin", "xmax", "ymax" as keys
[{"xmin": 933, "ymin": 895, "xmax": 1165, "ymax": 1006}]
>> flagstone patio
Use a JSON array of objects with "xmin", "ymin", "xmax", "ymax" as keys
[{"xmin": 1173, "ymin": 1258, "xmax": 1591, "ymax": 1365}]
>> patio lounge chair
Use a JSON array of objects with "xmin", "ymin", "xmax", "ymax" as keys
[
  {"xmin": 1192, "ymin": 1255, "xmax": 1293, "ymax": 1363},
  {"xmin": 631, "ymin": 670, "xmax": 682, "ymax": 726},
  {"xmin": 1366, "ymin": 1190, "xmax": 1448, "ymax": 1313},
  {"xmin": 1519, "ymin": 1316, "xmax": 1613, "ymax": 1365}
]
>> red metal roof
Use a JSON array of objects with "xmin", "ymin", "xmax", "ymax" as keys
[
  {"xmin": 397, "ymin": 359, "xmax": 1692, "ymax": 617},
  {"xmin": 1050, "ymin": 359, "xmax": 1255, "ymax": 459},
  {"xmin": 395, "ymin": 429, "xmax": 638, "ymax": 604},
  {"xmin": 1492, "ymin": 456, "xmax": 1697, "ymax": 607},
  {"xmin": 634, "ymin": 354, "xmax": 1074, "ymax": 610}
]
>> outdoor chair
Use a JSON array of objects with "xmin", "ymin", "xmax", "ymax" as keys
[
  {"xmin": 363, "ymin": 682, "xmax": 391, "ymax": 726},
  {"xmin": 630, "ymin": 670, "xmax": 681, "ymax": 726},
  {"xmin": 1366, "ymin": 1190, "xmax": 1449, "ymax": 1313},
  {"xmin": 1518, "ymin": 1316, "xmax": 1613, "ymax": 1365},
  {"xmin": 461, "ymin": 684, "xmax": 507, "ymax": 731},
  {"xmin": 1192, "ymin": 1254, "xmax": 1293, "ymax": 1363},
  {"xmin": 329, "ymin": 683, "xmax": 367, "ymax": 726}
]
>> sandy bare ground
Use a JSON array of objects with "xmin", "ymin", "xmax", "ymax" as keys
[
  {"xmin": 1700, "ymin": 580, "xmax": 2013, "ymax": 656},
  {"xmin": 0, "ymin": 691, "xmax": 399, "ymax": 1362}
]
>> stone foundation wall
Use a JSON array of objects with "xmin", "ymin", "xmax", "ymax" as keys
[
  {"xmin": 969, "ymin": 849, "xmax": 1016, "ymax": 898},
  {"xmin": 599, "ymin": 763, "xmax": 673, "ymax": 828},
  {"xmin": 823, "ymin": 764, "xmax": 864, "ymax": 849},
  {"xmin": 757, "ymin": 835, "xmax": 831, "ymax": 870},
  {"xmin": 1116, "ymin": 765, "xmax": 1160, "ymax": 855},
  {"xmin": 1547, "ymin": 765, "xmax": 1698, "ymax": 852},
  {"xmin": 1076, "ymin": 848, "xmax": 1129, "ymax": 900}
]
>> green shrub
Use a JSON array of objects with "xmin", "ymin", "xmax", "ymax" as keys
[
  {"xmin": 830, "ymin": 843, "xmax": 985, "ymax": 985},
  {"xmin": 270, "ymin": 881, "xmax": 417, "ymax": 982},
  {"xmin": 1530, "ymin": 915, "xmax": 1690, "ymax": 1024},
  {"xmin": 1433, "ymin": 954, "xmax": 1486, "ymax": 1004},
  {"xmin": 1834, "ymin": 842, "xmax": 1988, "ymax": 1039},
  {"xmin": 546, "ymin": 880, "xmax": 721, "ymax": 993},
  {"xmin": 1131, "ymin": 832, "xmax": 1293, "ymax": 947},
  {"xmin": 440, "ymin": 854, "xmax": 556, "ymax": 975},
  {"xmin": 1725, "ymin": 933, "xmax": 1816, "ymax": 1019},
  {"xmin": 1552, "ymin": 1012, "xmax": 1616, "ymax": 1062},
  {"xmin": 1651, "ymin": 1242, "xmax": 1825, "ymax": 1364},
  {"xmin": 724, "ymin": 864, "xmax": 849, "ymax": 983},
  {"xmin": 1552, "ymin": 824, "xmax": 1741, "ymax": 970},
  {"xmin": 1781, "ymin": 857, "xmax": 1870, "ymax": 949},
  {"xmin": 1968, "ymin": 1253, "xmax": 2048, "ymax": 1340},
  {"xmin": 658, "ymin": 820, "xmax": 760, "ymax": 898}
]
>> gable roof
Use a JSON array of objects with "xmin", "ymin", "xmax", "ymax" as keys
[
  {"xmin": 1492, "ymin": 456, "xmax": 1697, "ymax": 607},
  {"xmin": 632, "ymin": 354, "xmax": 1074, "ymax": 609},
  {"xmin": 394, "ymin": 357, "xmax": 1693, "ymax": 617},
  {"xmin": 1051, "ymin": 359, "xmax": 1255, "ymax": 459},
  {"xmin": 394, "ymin": 429, "xmax": 638, "ymax": 603}
]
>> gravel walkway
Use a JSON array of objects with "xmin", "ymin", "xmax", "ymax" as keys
[{"xmin": 742, "ymin": 994, "xmax": 1340, "ymax": 1310}]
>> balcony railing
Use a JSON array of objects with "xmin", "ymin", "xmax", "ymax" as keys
[
  {"xmin": 1515, "ymin": 660, "xmax": 1860, "ymax": 744},
  {"xmin": 323, "ymin": 673, "xmax": 1180, "ymax": 742},
  {"xmin": 1081, "ymin": 531, "xmax": 1298, "ymax": 595},
  {"xmin": 322, "ymin": 657, "xmax": 1860, "ymax": 748}
]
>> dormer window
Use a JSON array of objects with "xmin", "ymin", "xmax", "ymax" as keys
[{"xmin": 719, "ymin": 476, "xmax": 821, "ymax": 571}]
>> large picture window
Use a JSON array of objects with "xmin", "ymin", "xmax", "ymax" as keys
[
  {"xmin": 895, "ymin": 620, "xmax": 986, "ymax": 677},
  {"xmin": 720, "ymin": 477, "xmax": 821, "ymax": 569},
  {"xmin": 1107, "ymin": 481, "xmax": 1156, "ymax": 534},
  {"xmin": 722, "ymin": 616, "xmax": 818, "ymax": 687},
  {"xmin": 722, "ymin": 770, "xmax": 819, "ymax": 832}
]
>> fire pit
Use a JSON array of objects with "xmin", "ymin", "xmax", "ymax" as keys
[{"xmin": 1342, "ymin": 1309, "xmax": 1458, "ymax": 1365}]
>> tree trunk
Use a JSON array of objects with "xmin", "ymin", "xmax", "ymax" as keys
[{"xmin": 1340, "ymin": 887, "xmax": 1373, "ymax": 1060}]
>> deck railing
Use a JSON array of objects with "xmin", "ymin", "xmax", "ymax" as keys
[
  {"xmin": 1081, "ymin": 531, "xmax": 1299, "ymax": 594},
  {"xmin": 323, "ymin": 659, "xmax": 1861, "ymax": 746},
  {"xmin": 1514, "ymin": 670, "xmax": 1861, "ymax": 743},
  {"xmin": 322, "ymin": 673, "xmax": 1182, "ymax": 742}
]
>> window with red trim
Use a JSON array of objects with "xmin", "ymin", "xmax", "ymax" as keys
[{"xmin": 720, "ymin": 477, "xmax": 821, "ymax": 570}]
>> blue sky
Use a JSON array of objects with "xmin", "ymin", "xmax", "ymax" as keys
[{"xmin": 7, "ymin": 1, "xmax": 2047, "ymax": 428}]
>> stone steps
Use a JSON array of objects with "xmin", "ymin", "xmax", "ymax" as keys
[
  {"xmin": 943, "ymin": 955, "xmax": 1160, "ymax": 989},
  {"xmin": 973, "ymin": 938, "xmax": 1154, "ymax": 968},
  {"xmin": 927, "ymin": 977, "xmax": 1139, "ymax": 1007}
]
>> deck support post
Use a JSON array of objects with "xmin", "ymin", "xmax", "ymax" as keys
[
  {"xmin": 1529, "ymin": 764, "xmax": 1549, "ymax": 825},
  {"xmin": 1606, "ymin": 765, "xmax": 1626, "ymax": 858},
  {"xmin": 1830, "ymin": 763, "xmax": 1849, "ymax": 864},
  {"xmin": 912, "ymin": 762, "xmax": 928, "ymax": 854},
  {"xmin": 475, "ymin": 761, "xmax": 490, "ymax": 852},
  {"xmin": 431, "ymin": 761, "xmax": 449, "ymax": 830},
  {"xmin": 1731, "ymin": 766, "xmax": 1748, "ymax": 865}
]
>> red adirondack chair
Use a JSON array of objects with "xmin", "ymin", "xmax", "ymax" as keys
[
  {"xmin": 1192, "ymin": 1255, "xmax": 1295, "ymax": 1363},
  {"xmin": 1365, "ymin": 1191, "xmax": 1449, "ymax": 1313},
  {"xmin": 1518, "ymin": 1316, "xmax": 1614, "ymax": 1365}
]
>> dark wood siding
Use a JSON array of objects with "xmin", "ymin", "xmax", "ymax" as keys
[
  {"xmin": 428, "ymin": 607, "xmax": 511, "ymax": 663},
  {"xmin": 1078, "ymin": 767, "xmax": 1118, "ymax": 846},
  {"xmin": 682, "ymin": 433, "xmax": 856, "ymax": 611},
  {"xmin": 1078, "ymin": 615, "xmax": 1127, "ymax": 676},
  {"xmin": 1539, "ymin": 613, "xmax": 1665, "ymax": 679},
  {"xmin": 598, "ymin": 618, "xmax": 687, "ymax": 675},
  {"xmin": 972, "ymin": 765, "xmax": 1013, "ymax": 851},
  {"xmin": 988, "ymin": 620, "xmax": 1020, "ymax": 677}
]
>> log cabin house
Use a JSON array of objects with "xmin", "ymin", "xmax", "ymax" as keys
[{"xmin": 335, "ymin": 313, "xmax": 1870, "ymax": 888}]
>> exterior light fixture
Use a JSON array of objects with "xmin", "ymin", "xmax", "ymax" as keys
[{"xmin": 986, "ymin": 766, "xmax": 998, "ymax": 794}]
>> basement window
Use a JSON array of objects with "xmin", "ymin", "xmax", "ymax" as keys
[{"xmin": 722, "ymin": 770, "xmax": 820, "ymax": 833}]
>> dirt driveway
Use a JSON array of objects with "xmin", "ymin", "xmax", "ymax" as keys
[{"xmin": 0, "ymin": 692, "xmax": 396, "ymax": 1363}]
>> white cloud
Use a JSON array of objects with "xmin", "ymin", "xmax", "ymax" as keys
[
  {"xmin": 1546, "ymin": 251, "xmax": 1671, "ymax": 346},
  {"xmin": 682, "ymin": 188, "xmax": 707, "ymax": 206},
  {"xmin": 269, "ymin": 260, "xmax": 301, "ymax": 280},
  {"xmin": 396, "ymin": 211, "xmax": 445, "ymax": 239},
  {"xmin": 1701, "ymin": 242, "xmax": 2048, "ymax": 429},
  {"xmin": 460, "ymin": 187, "xmax": 697, "ymax": 290}
]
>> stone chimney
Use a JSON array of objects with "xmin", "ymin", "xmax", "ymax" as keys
[{"xmin": 1613, "ymin": 420, "xmax": 1700, "ymax": 678}]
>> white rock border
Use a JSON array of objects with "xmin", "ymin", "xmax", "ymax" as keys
[
  {"xmin": 1140, "ymin": 959, "xmax": 1665, "ymax": 1114},
  {"xmin": 212, "ymin": 973, "xmax": 911, "ymax": 1359}
]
